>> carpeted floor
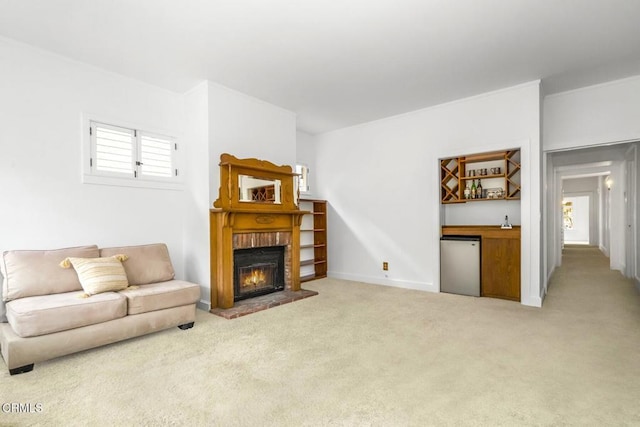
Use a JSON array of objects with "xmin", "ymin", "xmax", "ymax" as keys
[{"xmin": 1, "ymin": 246, "xmax": 639, "ymax": 426}]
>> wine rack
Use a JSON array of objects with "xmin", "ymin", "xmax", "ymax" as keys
[{"xmin": 440, "ymin": 149, "xmax": 521, "ymax": 204}]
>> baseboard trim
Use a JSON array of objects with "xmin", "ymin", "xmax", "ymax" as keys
[
  {"xmin": 521, "ymin": 295, "xmax": 543, "ymax": 308},
  {"xmin": 327, "ymin": 271, "xmax": 436, "ymax": 293},
  {"xmin": 611, "ymin": 262, "xmax": 625, "ymax": 273},
  {"xmin": 540, "ymin": 265, "xmax": 557, "ymax": 302},
  {"xmin": 196, "ymin": 299, "xmax": 210, "ymax": 312}
]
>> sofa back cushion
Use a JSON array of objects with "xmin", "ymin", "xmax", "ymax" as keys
[
  {"xmin": 99, "ymin": 243, "xmax": 175, "ymax": 285},
  {"xmin": 1, "ymin": 245, "xmax": 99, "ymax": 302}
]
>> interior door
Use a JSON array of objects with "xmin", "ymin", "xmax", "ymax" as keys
[{"xmin": 625, "ymin": 151, "xmax": 636, "ymax": 279}]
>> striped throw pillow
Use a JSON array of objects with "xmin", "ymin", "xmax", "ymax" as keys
[{"xmin": 60, "ymin": 255, "xmax": 129, "ymax": 296}]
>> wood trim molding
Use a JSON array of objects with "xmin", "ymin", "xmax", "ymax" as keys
[
  {"xmin": 213, "ymin": 153, "xmax": 299, "ymax": 211},
  {"xmin": 442, "ymin": 225, "xmax": 521, "ymax": 239}
]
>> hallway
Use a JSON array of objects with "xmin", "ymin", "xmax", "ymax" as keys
[
  {"xmin": 547, "ymin": 246, "xmax": 639, "ymax": 316},
  {"xmin": 539, "ymin": 245, "xmax": 640, "ymax": 423}
]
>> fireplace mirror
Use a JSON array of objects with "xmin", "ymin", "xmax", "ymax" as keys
[{"xmin": 238, "ymin": 174, "xmax": 282, "ymax": 204}]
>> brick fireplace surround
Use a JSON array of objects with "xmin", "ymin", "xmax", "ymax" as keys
[
  {"xmin": 234, "ymin": 232, "xmax": 293, "ymax": 289},
  {"xmin": 209, "ymin": 210, "xmax": 318, "ymax": 318}
]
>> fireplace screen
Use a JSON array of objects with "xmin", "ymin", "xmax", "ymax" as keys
[{"xmin": 233, "ymin": 246, "xmax": 285, "ymax": 301}]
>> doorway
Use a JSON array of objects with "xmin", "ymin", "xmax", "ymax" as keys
[
  {"xmin": 562, "ymin": 195, "xmax": 590, "ymax": 245},
  {"xmin": 545, "ymin": 141, "xmax": 639, "ymax": 284},
  {"xmin": 624, "ymin": 145, "xmax": 637, "ymax": 280}
]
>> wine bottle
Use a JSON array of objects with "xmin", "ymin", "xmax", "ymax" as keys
[
  {"xmin": 477, "ymin": 179, "xmax": 483, "ymax": 199},
  {"xmin": 464, "ymin": 183, "xmax": 471, "ymax": 199},
  {"xmin": 470, "ymin": 180, "xmax": 477, "ymax": 199}
]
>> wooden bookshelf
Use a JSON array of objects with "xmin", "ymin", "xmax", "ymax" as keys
[{"xmin": 298, "ymin": 199, "xmax": 327, "ymax": 282}]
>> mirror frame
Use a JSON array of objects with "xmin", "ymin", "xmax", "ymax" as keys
[{"xmin": 213, "ymin": 153, "xmax": 299, "ymax": 211}]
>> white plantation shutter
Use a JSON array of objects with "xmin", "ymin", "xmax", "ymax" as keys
[
  {"xmin": 88, "ymin": 121, "xmax": 178, "ymax": 184},
  {"xmin": 140, "ymin": 134, "xmax": 173, "ymax": 178},
  {"xmin": 93, "ymin": 123, "xmax": 135, "ymax": 175}
]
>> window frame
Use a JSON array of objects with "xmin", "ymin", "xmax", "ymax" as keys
[
  {"xmin": 296, "ymin": 163, "xmax": 310, "ymax": 194},
  {"xmin": 82, "ymin": 115, "xmax": 183, "ymax": 191}
]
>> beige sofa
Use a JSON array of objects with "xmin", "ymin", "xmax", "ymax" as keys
[{"xmin": 0, "ymin": 243, "xmax": 200, "ymax": 375}]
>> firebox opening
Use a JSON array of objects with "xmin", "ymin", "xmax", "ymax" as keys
[{"xmin": 233, "ymin": 245, "xmax": 285, "ymax": 301}]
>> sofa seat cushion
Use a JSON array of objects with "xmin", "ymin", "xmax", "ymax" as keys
[
  {"xmin": 118, "ymin": 280, "xmax": 200, "ymax": 315},
  {"xmin": 5, "ymin": 291, "xmax": 127, "ymax": 338}
]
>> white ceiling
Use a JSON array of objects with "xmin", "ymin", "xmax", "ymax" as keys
[{"xmin": 1, "ymin": 0, "xmax": 639, "ymax": 134}]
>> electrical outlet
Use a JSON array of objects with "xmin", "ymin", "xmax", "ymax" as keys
[{"xmin": 382, "ymin": 262, "xmax": 388, "ymax": 271}]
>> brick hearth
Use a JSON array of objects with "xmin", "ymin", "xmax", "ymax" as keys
[{"xmin": 210, "ymin": 289, "xmax": 318, "ymax": 319}]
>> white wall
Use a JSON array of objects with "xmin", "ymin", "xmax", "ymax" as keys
[
  {"xmin": 635, "ymin": 143, "xmax": 640, "ymax": 287},
  {"xmin": 0, "ymin": 38, "xmax": 187, "ymax": 275},
  {"xmin": 544, "ymin": 75, "xmax": 640, "ymax": 151},
  {"xmin": 183, "ymin": 81, "xmax": 211, "ymax": 308},
  {"xmin": 636, "ymin": 144, "xmax": 640, "ymax": 288},
  {"xmin": 444, "ymin": 201, "xmax": 520, "ymax": 226},
  {"xmin": 544, "ymin": 152, "xmax": 559, "ymax": 286},
  {"xmin": 563, "ymin": 177, "xmax": 599, "ymax": 193},
  {"xmin": 208, "ymin": 83, "xmax": 296, "ymax": 204},
  {"xmin": 600, "ymin": 176, "xmax": 609, "ymax": 256},
  {"xmin": 607, "ymin": 162, "xmax": 627, "ymax": 272},
  {"xmin": 314, "ymin": 82, "xmax": 542, "ymax": 307}
]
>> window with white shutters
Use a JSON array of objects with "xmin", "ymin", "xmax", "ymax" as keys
[
  {"xmin": 140, "ymin": 134, "xmax": 173, "ymax": 178},
  {"xmin": 87, "ymin": 121, "xmax": 180, "ymax": 188},
  {"xmin": 93, "ymin": 123, "xmax": 135, "ymax": 176}
]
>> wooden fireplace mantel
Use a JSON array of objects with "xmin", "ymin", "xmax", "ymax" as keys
[{"xmin": 209, "ymin": 154, "xmax": 308, "ymax": 309}]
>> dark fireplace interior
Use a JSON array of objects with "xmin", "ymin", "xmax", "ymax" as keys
[{"xmin": 233, "ymin": 245, "xmax": 285, "ymax": 301}]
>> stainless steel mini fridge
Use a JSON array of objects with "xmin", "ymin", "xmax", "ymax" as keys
[{"xmin": 440, "ymin": 236, "xmax": 480, "ymax": 297}]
